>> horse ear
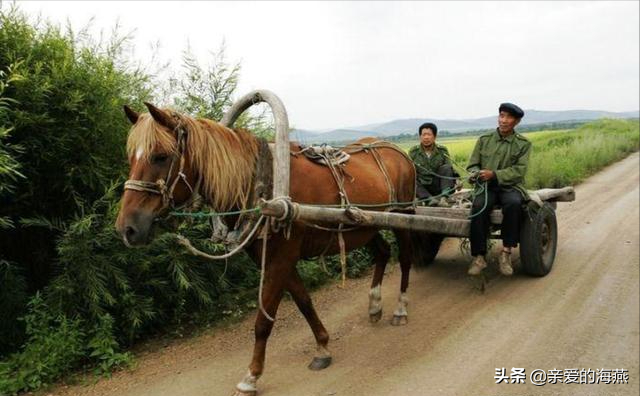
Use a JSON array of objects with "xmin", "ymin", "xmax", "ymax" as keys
[
  {"xmin": 144, "ymin": 102, "xmax": 177, "ymax": 130},
  {"xmin": 123, "ymin": 105, "xmax": 139, "ymax": 124}
]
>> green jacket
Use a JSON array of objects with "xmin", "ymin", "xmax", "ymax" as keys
[
  {"xmin": 466, "ymin": 129, "xmax": 532, "ymax": 199},
  {"xmin": 409, "ymin": 143, "xmax": 452, "ymax": 187}
]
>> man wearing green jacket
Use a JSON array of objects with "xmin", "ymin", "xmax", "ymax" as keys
[
  {"xmin": 408, "ymin": 122, "xmax": 456, "ymax": 205},
  {"xmin": 466, "ymin": 103, "xmax": 531, "ymax": 276}
]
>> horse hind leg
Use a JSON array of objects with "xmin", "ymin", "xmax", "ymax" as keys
[
  {"xmin": 287, "ymin": 269, "xmax": 332, "ymax": 371},
  {"xmin": 367, "ymin": 232, "xmax": 391, "ymax": 323},
  {"xmin": 391, "ymin": 230, "xmax": 412, "ymax": 326}
]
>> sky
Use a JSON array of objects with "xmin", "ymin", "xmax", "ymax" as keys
[{"xmin": 9, "ymin": 1, "xmax": 640, "ymax": 131}]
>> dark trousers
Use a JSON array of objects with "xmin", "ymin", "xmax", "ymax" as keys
[
  {"xmin": 469, "ymin": 180, "xmax": 523, "ymax": 256},
  {"xmin": 416, "ymin": 164, "xmax": 457, "ymax": 199}
]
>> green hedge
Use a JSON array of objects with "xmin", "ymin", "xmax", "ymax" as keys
[{"xmin": 0, "ymin": 6, "xmax": 153, "ymax": 359}]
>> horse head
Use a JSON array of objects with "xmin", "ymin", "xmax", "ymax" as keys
[{"xmin": 115, "ymin": 103, "xmax": 198, "ymax": 246}]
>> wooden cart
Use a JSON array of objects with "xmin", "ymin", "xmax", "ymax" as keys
[{"xmin": 222, "ymin": 90, "xmax": 575, "ymax": 277}]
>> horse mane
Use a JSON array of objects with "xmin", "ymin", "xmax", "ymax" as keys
[{"xmin": 126, "ymin": 112, "xmax": 259, "ymax": 211}]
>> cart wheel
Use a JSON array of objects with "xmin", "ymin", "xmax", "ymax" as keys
[
  {"xmin": 411, "ymin": 232, "xmax": 444, "ymax": 266},
  {"xmin": 519, "ymin": 202, "xmax": 557, "ymax": 276}
]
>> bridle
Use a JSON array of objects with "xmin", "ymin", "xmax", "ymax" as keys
[{"xmin": 124, "ymin": 115, "xmax": 202, "ymax": 215}]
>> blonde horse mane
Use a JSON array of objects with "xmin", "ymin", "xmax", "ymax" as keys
[{"xmin": 126, "ymin": 112, "xmax": 259, "ymax": 211}]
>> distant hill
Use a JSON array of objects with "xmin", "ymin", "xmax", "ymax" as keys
[{"xmin": 291, "ymin": 109, "xmax": 639, "ymax": 144}]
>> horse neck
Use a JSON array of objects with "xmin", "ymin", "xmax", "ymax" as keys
[{"xmin": 192, "ymin": 122, "xmax": 260, "ymax": 213}]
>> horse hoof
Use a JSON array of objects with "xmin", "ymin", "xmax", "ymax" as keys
[
  {"xmin": 232, "ymin": 390, "xmax": 256, "ymax": 396},
  {"xmin": 369, "ymin": 310, "xmax": 383, "ymax": 323},
  {"xmin": 391, "ymin": 315, "xmax": 408, "ymax": 326},
  {"xmin": 308, "ymin": 356, "xmax": 332, "ymax": 370}
]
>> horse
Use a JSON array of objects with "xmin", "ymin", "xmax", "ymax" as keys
[{"xmin": 115, "ymin": 103, "xmax": 418, "ymax": 395}]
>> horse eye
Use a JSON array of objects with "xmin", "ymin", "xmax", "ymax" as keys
[{"xmin": 151, "ymin": 154, "xmax": 169, "ymax": 164}]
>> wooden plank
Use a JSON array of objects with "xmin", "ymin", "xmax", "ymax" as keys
[
  {"xmin": 453, "ymin": 186, "xmax": 576, "ymax": 202},
  {"xmin": 260, "ymin": 187, "xmax": 574, "ymax": 236},
  {"xmin": 531, "ymin": 186, "xmax": 575, "ymax": 202},
  {"xmin": 455, "ymin": 187, "xmax": 575, "ymax": 202},
  {"xmin": 261, "ymin": 201, "xmax": 472, "ymax": 236},
  {"xmin": 415, "ymin": 206, "xmax": 503, "ymax": 224}
]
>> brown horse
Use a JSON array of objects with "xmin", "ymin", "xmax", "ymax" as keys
[{"xmin": 115, "ymin": 103, "xmax": 418, "ymax": 395}]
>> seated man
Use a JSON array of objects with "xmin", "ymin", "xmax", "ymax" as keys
[
  {"xmin": 466, "ymin": 103, "xmax": 531, "ymax": 276},
  {"xmin": 408, "ymin": 122, "xmax": 456, "ymax": 205}
]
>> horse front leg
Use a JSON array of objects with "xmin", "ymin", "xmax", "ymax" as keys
[
  {"xmin": 234, "ymin": 273, "xmax": 285, "ymax": 396},
  {"xmin": 367, "ymin": 233, "xmax": 391, "ymax": 323},
  {"xmin": 287, "ymin": 268, "xmax": 332, "ymax": 370},
  {"xmin": 391, "ymin": 230, "xmax": 412, "ymax": 326}
]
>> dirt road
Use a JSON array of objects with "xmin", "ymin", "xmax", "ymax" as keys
[{"xmin": 56, "ymin": 153, "xmax": 639, "ymax": 396}]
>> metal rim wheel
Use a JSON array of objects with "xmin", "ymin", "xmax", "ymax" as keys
[{"xmin": 519, "ymin": 202, "xmax": 558, "ymax": 276}]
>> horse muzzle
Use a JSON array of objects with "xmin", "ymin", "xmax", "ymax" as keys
[{"xmin": 116, "ymin": 209, "xmax": 155, "ymax": 247}]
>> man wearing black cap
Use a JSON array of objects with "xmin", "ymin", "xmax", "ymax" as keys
[
  {"xmin": 466, "ymin": 103, "xmax": 531, "ymax": 276},
  {"xmin": 409, "ymin": 122, "xmax": 457, "ymax": 206}
]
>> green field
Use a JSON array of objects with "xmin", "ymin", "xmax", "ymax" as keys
[{"xmin": 399, "ymin": 119, "xmax": 640, "ymax": 189}]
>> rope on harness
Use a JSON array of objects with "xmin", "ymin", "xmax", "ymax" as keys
[
  {"xmin": 170, "ymin": 206, "xmax": 261, "ymax": 218},
  {"xmin": 368, "ymin": 146, "xmax": 397, "ymax": 203},
  {"xmin": 175, "ymin": 214, "xmax": 275, "ymax": 322},
  {"xmin": 414, "ymin": 163, "xmax": 461, "ymax": 181},
  {"xmin": 259, "ymin": 221, "xmax": 275, "ymax": 322},
  {"xmin": 337, "ymin": 230, "xmax": 347, "ymax": 288},
  {"xmin": 175, "ymin": 215, "xmax": 266, "ymax": 260},
  {"xmin": 170, "ymin": 187, "xmax": 460, "ymax": 219}
]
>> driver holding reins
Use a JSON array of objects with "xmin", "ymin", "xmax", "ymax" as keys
[{"xmin": 466, "ymin": 103, "xmax": 531, "ymax": 276}]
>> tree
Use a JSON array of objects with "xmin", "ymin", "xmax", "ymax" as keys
[{"xmin": 168, "ymin": 41, "xmax": 274, "ymax": 138}]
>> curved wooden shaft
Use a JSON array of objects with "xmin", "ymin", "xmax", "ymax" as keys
[{"xmin": 221, "ymin": 90, "xmax": 290, "ymax": 199}]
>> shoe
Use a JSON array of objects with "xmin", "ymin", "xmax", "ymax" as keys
[
  {"xmin": 468, "ymin": 256, "xmax": 487, "ymax": 276},
  {"xmin": 426, "ymin": 197, "xmax": 439, "ymax": 207},
  {"xmin": 498, "ymin": 250, "xmax": 513, "ymax": 276},
  {"xmin": 437, "ymin": 197, "xmax": 450, "ymax": 207}
]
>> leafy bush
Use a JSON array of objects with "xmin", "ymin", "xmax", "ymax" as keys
[
  {"xmin": 0, "ymin": 53, "xmax": 28, "ymax": 357},
  {"xmin": 0, "ymin": 293, "xmax": 132, "ymax": 394},
  {"xmin": 44, "ymin": 183, "xmax": 260, "ymax": 344},
  {"xmin": 0, "ymin": 261, "xmax": 28, "ymax": 356},
  {"xmin": 0, "ymin": 5, "xmax": 153, "ymax": 296},
  {"xmin": 0, "ymin": 294, "xmax": 85, "ymax": 395},
  {"xmin": 87, "ymin": 314, "xmax": 132, "ymax": 378}
]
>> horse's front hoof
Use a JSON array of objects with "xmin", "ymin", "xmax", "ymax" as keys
[
  {"xmin": 232, "ymin": 389, "xmax": 256, "ymax": 396},
  {"xmin": 308, "ymin": 356, "xmax": 332, "ymax": 370},
  {"xmin": 391, "ymin": 315, "xmax": 408, "ymax": 326},
  {"xmin": 369, "ymin": 310, "xmax": 383, "ymax": 323}
]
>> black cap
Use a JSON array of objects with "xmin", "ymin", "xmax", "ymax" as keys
[
  {"xmin": 499, "ymin": 103, "xmax": 524, "ymax": 119},
  {"xmin": 418, "ymin": 122, "xmax": 438, "ymax": 136}
]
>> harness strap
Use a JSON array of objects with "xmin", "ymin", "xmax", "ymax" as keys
[
  {"xmin": 368, "ymin": 146, "xmax": 396, "ymax": 204},
  {"xmin": 124, "ymin": 180, "xmax": 166, "ymax": 195}
]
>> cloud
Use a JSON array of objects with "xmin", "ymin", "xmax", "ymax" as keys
[{"xmin": 14, "ymin": 1, "xmax": 640, "ymax": 130}]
